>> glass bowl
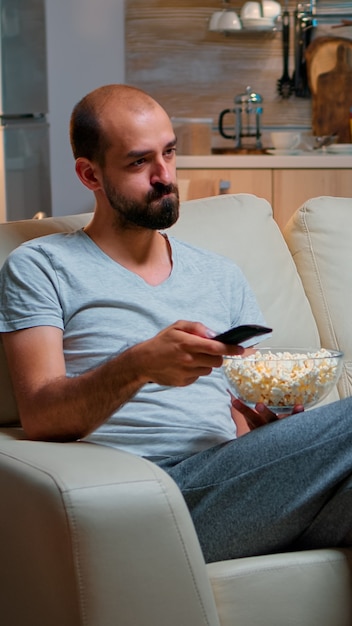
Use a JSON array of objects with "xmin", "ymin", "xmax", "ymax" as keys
[{"xmin": 223, "ymin": 348, "xmax": 343, "ymax": 414}]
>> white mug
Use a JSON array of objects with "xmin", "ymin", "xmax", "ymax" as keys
[
  {"xmin": 208, "ymin": 11, "xmax": 225, "ymax": 31},
  {"xmin": 270, "ymin": 131, "xmax": 301, "ymax": 150},
  {"xmin": 262, "ymin": 0, "xmax": 281, "ymax": 19},
  {"xmin": 217, "ymin": 10, "xmax": 242, "ymax": 31},
  {"xmin": 241, "ymin": 2, "xmax": 261, "ymax": 20}
]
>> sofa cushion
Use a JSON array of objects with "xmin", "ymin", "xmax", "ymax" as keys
[
  {"xmin": 208, "ymin": 548, "xmax": 352, "ymax": 626},
  {"xmin": 170, "ymin": 193, "xmax": 320, "ymax": 349},
  {"xmin": 284, "ymin": 196, "xmax": 352, "ymax": 399}
]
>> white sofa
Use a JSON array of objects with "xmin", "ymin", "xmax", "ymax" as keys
[{"xmin": 0, "ymin": 194, "xmax": 351, "ymax": 626}]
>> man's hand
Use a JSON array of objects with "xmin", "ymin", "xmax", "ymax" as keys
[
  {"xmin": 137, "ymin": 320, "xmax": 244, "ymax": 387},
  {"xmin": 231, "ymin": 395, "xmax": 304, "ymax": 433}
]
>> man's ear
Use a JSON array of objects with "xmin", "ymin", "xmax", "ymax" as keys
[{"xmin": 75, "ymin": 157, "xmax": 102, "ymax": 191}]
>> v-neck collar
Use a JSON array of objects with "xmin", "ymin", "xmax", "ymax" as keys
[{"xmin": 79, "ymin": 228, "xmax": 176, "ymax": 288}]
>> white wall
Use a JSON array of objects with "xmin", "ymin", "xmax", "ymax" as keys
[{"xmin": 45, "ymin": 0, "xmax": 125, "ymax": 216}]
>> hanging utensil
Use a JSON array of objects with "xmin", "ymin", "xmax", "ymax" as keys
[
  {"xmin": 277, "ymin": 6, "xmax": 294, "ymax": 98},
  {"xmin": 293, "ymin": 5, "xmax": 314, "ymax": 98}
]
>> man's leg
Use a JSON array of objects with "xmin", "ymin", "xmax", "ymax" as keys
[{"xmin": 157, "ymin": 397, "xmax": 352, "ymax": 563}]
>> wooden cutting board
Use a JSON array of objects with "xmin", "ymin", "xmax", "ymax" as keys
[
  {"xmin": 306, "ymin": 36, "xmax": 352, "ymax": 95},
  {"xmin": 312, "ymin": 44, "xmax": 352, "ymax": 142}
]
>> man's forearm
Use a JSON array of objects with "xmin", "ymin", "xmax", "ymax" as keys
[
  {"xmin": 20, "ymin": 344, "xmax": 148, "ymax": 442},
  {"xmin": 6, "ymin": 320, "xmax": 242, "ymax": 442}
]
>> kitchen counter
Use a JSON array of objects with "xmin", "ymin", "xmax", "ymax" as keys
[
  {"xmin": 177, "ymin": 153, "xmax": 352, "ymax": 169},
  {"xmin": 176, "ymin": 152, "xmax": 352, "ymax": 231}
]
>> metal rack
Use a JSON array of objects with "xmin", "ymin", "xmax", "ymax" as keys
[
  {"xmin": 293, "ymin": 2, "xmax": 352, "ymax": 99},
  {"xmin": 295, "ymin": 4, "xmax": 352, "ymax": 36},
  {"xmin": 309, "ymin": 2, "xmax": 352, "ymax": 25}
]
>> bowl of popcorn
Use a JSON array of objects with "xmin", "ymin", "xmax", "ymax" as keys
[{"xmin": 223, "ymin": 348, "xmax": 343, "ymax": 414}]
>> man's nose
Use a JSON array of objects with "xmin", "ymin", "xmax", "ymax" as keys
[{"xmin": 150, "ymin": 159, "xmax": 172, "ymax": 185}]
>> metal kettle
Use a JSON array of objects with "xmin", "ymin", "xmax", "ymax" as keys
[{"xmin": 218, "ymin": 86, "xmax": 263, "ymax": 149}]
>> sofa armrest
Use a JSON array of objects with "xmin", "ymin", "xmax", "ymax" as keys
[{"xmin": 0, "ymin": 440, "xmax": 220, "ymax": 626}]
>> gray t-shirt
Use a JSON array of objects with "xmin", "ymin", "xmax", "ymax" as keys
[{"xmin": 0, "ymin": 229, "xmax": 265, "ymax": 457}]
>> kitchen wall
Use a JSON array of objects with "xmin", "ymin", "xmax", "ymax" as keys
[
  {"xmin": 44, "ymin": 1, "xmax": 351, "ymax": 216},
  {"xmin": 45, "ymin": 0, "xmax": 125, "ymax": 216},
  {"xmin": 125, "ymin": 0, "xmax": 352, "ymax": 132}
]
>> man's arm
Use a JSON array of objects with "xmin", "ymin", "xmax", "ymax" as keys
[
  {"xmin": 2, "ymin": 321, "xmax": 242, "ymax": 442},
  {"xmin": 2, "ymin": 325, "xmax": 147, "ymax": 441}
]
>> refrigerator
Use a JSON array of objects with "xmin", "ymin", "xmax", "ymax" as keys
[{"xmin": 0, "ymin": 0, "xmax": 51, "ymax": 222}]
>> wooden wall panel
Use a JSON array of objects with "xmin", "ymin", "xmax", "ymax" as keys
[{"xmin": 126, "ymin": 1, "xmax": 352, "ymax": 130}]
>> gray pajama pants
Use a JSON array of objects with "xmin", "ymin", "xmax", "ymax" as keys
[{"xmin": 156, "ymin": 396, "xmax": 352, "ymax": 563}]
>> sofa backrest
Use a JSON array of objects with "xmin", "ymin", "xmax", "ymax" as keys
[
  {"xmin": 170, "ymin": 194, "xmax": 320, "ymax": 348},
  {"xmin": 284, "ymin": 196, "xmax": 352, "ymax": 399},
  {"xmin": 0, "ymin": 194, "xmax": 326, "ymax": 427},
  {"xmin": 0, "ymin": 213, "xmax": 92, "ymax": 425}
]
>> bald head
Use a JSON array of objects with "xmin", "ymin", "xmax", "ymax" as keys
[
  {"xmin": 69, "ymin": 84, "xmax": 166, "ymax": 166},
  {"xmin": 82, "ymin": 84, "xmax": 159, "ymax": 118}
]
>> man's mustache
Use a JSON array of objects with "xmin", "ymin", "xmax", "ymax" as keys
[{"xmin": 148, "ymin": 183, "xmax": 179, "ymax": 202}]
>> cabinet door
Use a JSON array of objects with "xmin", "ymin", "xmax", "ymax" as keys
[
  {"xmin": 178, "ymin": 169, "xmax": 272, "ymax": 204},
  {"xmin": 273, "ymin": 169, "xmax": 352, "ymax": 231}
]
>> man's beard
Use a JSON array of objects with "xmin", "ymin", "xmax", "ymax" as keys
[{"xmin": 103, "ymin": 177, "xmax": 180, "ymax": 230}]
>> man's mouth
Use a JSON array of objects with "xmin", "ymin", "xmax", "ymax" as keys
[{"xmin": 149, "ymin": 183, "xmax": 178, "ymax": 202}]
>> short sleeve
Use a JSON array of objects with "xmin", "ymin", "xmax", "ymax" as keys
[{"xmin": 0, "ymin": 243, "xmax": 64, "ymax": 332}]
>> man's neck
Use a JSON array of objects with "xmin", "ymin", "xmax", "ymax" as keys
[{"xmin": 83, "ymin": 218, "xmax": 173, "ymax": 286}]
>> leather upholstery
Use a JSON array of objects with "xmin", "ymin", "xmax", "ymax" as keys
[
  {"xmin": 170, "ymin": 193, "xmax": 320, "ymax": 348},
  {"xmin": 284, "ymin": 196, "xmax": 352, "ymax": 399},
  {"xmin": 0, "ymin": 194, "xmax": 351, "ymax": 626},
  {"xmin": 209, "ymin": 550, "xmax": 352, "ymax": 626},
  {"xmin": 0, "ymin": 441, "xmax": 221, "ymax": 626}
]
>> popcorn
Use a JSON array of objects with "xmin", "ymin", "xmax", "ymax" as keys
[{"xmin": 223, "ymin": 348, "xmax": 341, "ymax": 408}]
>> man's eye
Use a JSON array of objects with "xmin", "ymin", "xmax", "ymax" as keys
[
  {"xmin": 165, "ymin": 147, "xmax": 177, "ymax": 157},
  {"xmin": 132, "ymin": 158, "xmax": 146, "ymax": 167}
]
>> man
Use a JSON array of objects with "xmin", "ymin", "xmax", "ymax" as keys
[{"xmin": 1, "ymin": 84, "xmax": 352, "ymax": 564}]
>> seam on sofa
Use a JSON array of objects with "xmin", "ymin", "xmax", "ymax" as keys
[
  {"xmin": 0, "ymin": 448, "xmax": 86, "ymax": 625},
  {"xmin": 0, "ymin": 446, "xmax": 215, "ymax": 626},
  {"xmin": 147, "ymin": 464, "xmax": 217, "ymax": 626},
  {"xmin": 300, "ymin": 207, "xmax": 339, "ymax": 349},
  {"xmin": 60, "ymin": 470, "xmax": 216, "ymax": 626},
  {"xmin": 59, "ymin": 473, "xmax": 195, "ymax": 626},
  {"xmin": 209, "ymin": 552, "xmax": 352, "ymax": 582},
  {"xmin": 299, "ymin": 204, "xmax": 349, "ymax": 399},
  {"xmin": 0, "ymin": 449, "xmax": 180, "ymax": 626},
  {"xmin": 0, "ymin": 445, "xmax": 170, "ymax": 490},
  {"xmin": 62, "ymin": 491, "xmax": 89, "ymax": 626}
]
